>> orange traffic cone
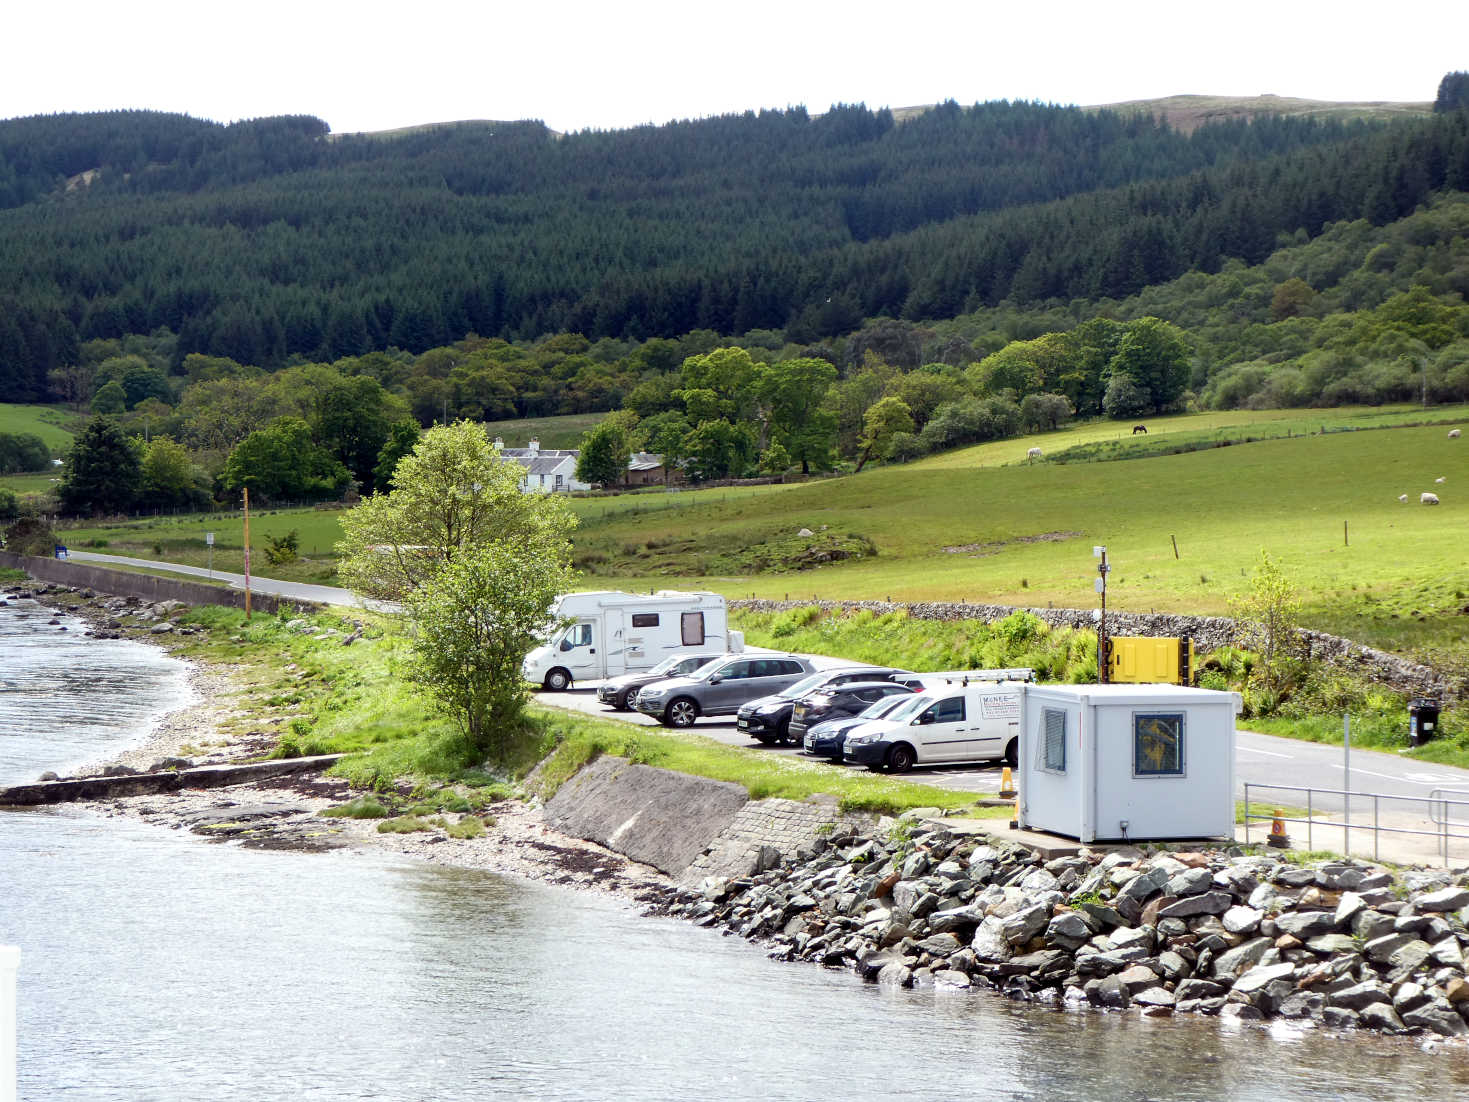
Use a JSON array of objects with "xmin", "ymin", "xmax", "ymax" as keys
[
  {"xmin": 1009, "ymin": 796, "xmax": 1020, "ymax": 831},
  {"xmin": 999, "ymin": 766, "xmax": 1017, "ymax": 800},
  {"xmin": 1266, "ymin": 809, "xmax": 1290, "ymax": 849}
]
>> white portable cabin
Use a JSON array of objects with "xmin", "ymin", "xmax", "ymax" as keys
[
  {"xmin": 1016, "ymin": 684, "xmax": 1240, "ymax": 844},
  {"xmin": 523, "ymin": 590, "xmax": 739, "ymax": 689}
]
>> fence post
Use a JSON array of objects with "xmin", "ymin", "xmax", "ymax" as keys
[{"xmin": 1243, "ymin": 784, "xmax": 1250, "ymax": 846}]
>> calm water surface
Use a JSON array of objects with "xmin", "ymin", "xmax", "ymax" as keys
[{"xmin": 3, "ymin": 599, "xmax": 1468, "ymax": 1100}]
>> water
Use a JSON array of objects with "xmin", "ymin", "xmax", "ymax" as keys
[
  {"xmin": 3, "ymin": 600, "xmax": 1468, "ymax": 1099},
  {"xmin": 0, "ymin": 598, "xmax": 191, "ymax": 785}
]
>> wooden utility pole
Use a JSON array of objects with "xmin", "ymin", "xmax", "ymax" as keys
[{"xmin": 242, "ymin": 486, "xmax": 252, "ymax": 620}]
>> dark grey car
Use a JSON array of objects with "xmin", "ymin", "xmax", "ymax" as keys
[
  {"xmin": 596, "ymin": 653, "xmax": 725, "ymax": 710},
  {"xmin": 633, "ymin": 653, "xmax": 817, "ymax": 728}
]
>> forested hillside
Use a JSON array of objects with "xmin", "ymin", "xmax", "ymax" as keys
[{"xmin": 5, "ymin": 98, "xmax": 1467, "ymax": 401}]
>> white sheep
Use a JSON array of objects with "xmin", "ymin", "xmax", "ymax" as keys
[
  {"xmin": 1436, "ymin": 476, "xmax": 1447, "ymax": 483},
  {"xmin": 1398, "ymin": 494, "xmax": 1408, "ymax": 502},
  {"xmin": 1026, "ymin": 447, "xmax": 1042, "ymax": 461},
  {"xmin": 1422, "ymin": 492, "xmax": 1440, "ymax": 505},
  {"xmin": 1450, "ymin": 429, "xmax": 1461, "ymax": 438}
]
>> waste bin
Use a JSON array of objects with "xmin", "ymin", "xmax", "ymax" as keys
[{"xmin": 1409, "ymin": 698, "xmax": 1441, "ymax": 747}]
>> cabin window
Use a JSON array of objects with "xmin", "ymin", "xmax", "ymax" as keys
[
  {"xmin": 559, "ymin": 623, "xmax": 592, "ymax": 651},
  {"xmin": 681, "ymin": 611, "xmax": 705, "ymax": 645},
  {"xmin": 1041, "ymin": 707, "xmax": 1067, "ymax": 773},
  {"xmin": 631, "ymin": 613, "xmax": 659, "ymax": 628},
  {"xmin": 1134, "ymin": 712, "xmax": 1185, "ymax": 777},
  {"xmin": 933, "ymin": 696, "xmax": 965, "ymax": 723}
]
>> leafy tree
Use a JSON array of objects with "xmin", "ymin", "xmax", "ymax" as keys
[
  {"xmin": 140, "ymin": 436, "xmax": 207, "ymax": 509},
  {"xmin": 3, "ymin": 514, "xmax": 56, "ymax": 554},
  {"xmin": 0, "ymin": 487, "xmax": 17, "ymax": 520},
  {"xmin": 372, "ymin": 420, "xmax": 421, "ymax": 492},
  {"xmin": 682, "ymin": 418, "xmax": 756, "ymax": 482},
  {"xmin": 401, "ymin": 539, "xmax": 574, "ymax": 756},
  {"xmin": 1434, "ymin": 71, "xmax": 1469, "ymax": 113},
  {"xmin": 1106, "ymin": 317, "xmax": 1191, "ymax": 415},
  {"xmin": 855, "ymin": 396, "xmax": 914, "ymax": 472},
  {"xmin": 757, "ymin": 441, "xmax": 791, "ymax": 479},
  {"xmin": 1269, "ymin": 278, "xmax": 1317, "ymax": 321},
  {"xmin": 1228, "ymin": 550, "xmax": 1302, "ymax": 704},
  {"xmin": 336, "ymin": 420, "xmax": 576, "ymax": 600},
  {"xmin": 263, "ymin": 529, "xmax": 300, "ymax": 565},
  {"xmin": 576, "ymin": 418, "xmax": 632, "ymax": 487},
  {"xmin": 1101, "ymin": 374, "xmax": 1152, "ymax": 418},
  {"xmin": 0, "ymin": 432, "xmax": 51, "ymax": 473},
  {"xmin": 221, "ymin": 417, "xmax": 351, "ymax": 503},
  {"xmin": 1018, "ymin": 392, "xmax": 1074, "ymax": 433},
  {"xmin": 308, "ymin": 373, "xmax": 402, "ymax": 491},
  {"xmin": 58, "ymin": 416, "xmax": 142, "ymax": 515},
  {"xmin": 91, "ymin": 379, "xmax": 127, "ymax": 415},
  {"xmin": 760, "ymin": 356, "xmax": 837, "ymax": 473},
  {"xmin": 47, "ymin": 363, "xmax": 94, "ymax": 411}
]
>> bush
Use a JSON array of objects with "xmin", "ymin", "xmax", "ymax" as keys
[
  {"xmin": 2, "ymin": 515, "xmax": 57, "ymax": 556},
  {"xmin": 263, "ymin": 528, "xmax": 300, "ymax": 566},
  {"xmin": 320, "ymin": 795, "xmax": 391, "ymax": 819}
]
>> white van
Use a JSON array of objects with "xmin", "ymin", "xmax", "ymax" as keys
[
  {"xmin": 523, "ymin": 590, "xmax": 742, "ymax": 690},
  {"xmin": 842, "ymin": 672, "xmax": 1031, "ymax": 773}
]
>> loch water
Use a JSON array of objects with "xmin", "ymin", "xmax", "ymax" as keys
[{"xmin": 3, "ymin": 599, "xmax": 1468, "ymax": 1100}]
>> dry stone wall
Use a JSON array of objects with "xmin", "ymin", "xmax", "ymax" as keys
[{"xmin": 731, "ymin": 599, "xmax": 1458, "ymax": 702}]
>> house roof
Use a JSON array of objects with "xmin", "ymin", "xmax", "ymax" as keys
[
  {"xmin": 499, "ymin": 448, "xmax": 577, "ymax": 460},
  {"xmin": 627, "ymin": 451, "xmax": 664, "ymax": 471}
]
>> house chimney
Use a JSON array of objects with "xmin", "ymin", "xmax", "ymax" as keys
[{"xmin": 528, "ymin": 438, "xmax": 539, "ymax": 454}]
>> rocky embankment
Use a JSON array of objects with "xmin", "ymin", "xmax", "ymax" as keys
[{"xmin": 662, "ymin": 822, "xmax": 1469, "ymax": 1039}]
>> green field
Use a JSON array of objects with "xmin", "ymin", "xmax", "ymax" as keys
[
  {"xmin": 481, "ymin": 412, "xmax": 606, "ymax": 449},
  {"xmin": 56, "ymin": 405, "xmax": 1469, "ymax": 656},
  {"xmin": 0, "ymin": 403, "xmax": 77, "ymax": 450}
]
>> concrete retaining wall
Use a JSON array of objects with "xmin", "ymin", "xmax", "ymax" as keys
[
  {"xmin": 0, "ymin": 552, "xmax": 316, "ymax": 615},
  {"xmin": 543, "ymin": 756, "xmax": 749, "ymax": 876},
  {"xmin": 0, "ymin": 755, "xmax": 345, "ymax": 806},
  {"xmin": 730, "ymin": 599, "xmax": 1458, "ymax": 703}
]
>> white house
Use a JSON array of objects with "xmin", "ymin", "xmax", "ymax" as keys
[{"xmin": 494, "ymin": 437, "xmax": 590, "ymax": 494}]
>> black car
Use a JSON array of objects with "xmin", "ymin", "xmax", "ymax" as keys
[
  {"xmin": 790, "ymin": 681, "xmax": 915, "ymax": 751},
  {"xmin": 736, "ymin": 666, "xmax": 908, "ymax": 746},
  {"xmin": 596, "ymin": 653, "xmax": 725, "ymax": 710}
]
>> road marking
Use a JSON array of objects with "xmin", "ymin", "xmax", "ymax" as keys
[{"xmin": 1237, "ymin": 746, "xmax": 1293, "ymax": 759}]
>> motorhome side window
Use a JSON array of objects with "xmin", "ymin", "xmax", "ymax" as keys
[
  {"xmin": 559, "ymin": 623, "xmax": 592, "ymax": 651},
  {"xmin": 631, "ymin": 613, "xmax": 659, "ymax": 628},
  {"xmin": 1041, "ymin": 707, "xmax": 1066, "ymax": 773},
  {"xmin": 681, "ymin": 611, "xmax": 705, "ymax": 645}
]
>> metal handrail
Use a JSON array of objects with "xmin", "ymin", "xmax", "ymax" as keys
[{"xmin": 1243, "ymin": 782, "xmax": 1469, "ymax": 867}]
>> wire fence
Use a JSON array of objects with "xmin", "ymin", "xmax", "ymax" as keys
[{"xmin": 1243, "ymin": 782, "xmax": 1469, "ymax": 867}]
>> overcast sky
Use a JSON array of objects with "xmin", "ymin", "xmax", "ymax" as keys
[{"xmin": 5, "ymin": 1, "xmax": 1465, "ymax": 134}]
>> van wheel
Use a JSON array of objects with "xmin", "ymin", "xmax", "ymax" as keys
[
  {"xmin": 667, "ymin": 697, "xmax": 700, "ymax": 728},
  {"xmin": 1003, "ymin": 738, "xmax": 1018, "ymax": 768},
  {"xmin": 544, "ymin": 668, "xmax": 571, "ymax": 691},
  {"xmin": 886, "ymin": 743, "xmax": 916, "ymax": 773}
]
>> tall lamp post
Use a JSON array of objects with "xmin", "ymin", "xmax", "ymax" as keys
[{"xmin": 1094, "ymin": 545, "xmax": 1109, "ymax": 684}]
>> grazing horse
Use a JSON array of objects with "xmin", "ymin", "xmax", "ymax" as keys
[{"xmin": 1132, "ymin": 424, "xmax": 1148, "ymax": 434}]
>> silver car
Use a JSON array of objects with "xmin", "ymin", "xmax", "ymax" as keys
[{"xmin": 634, "ymin": 653, "xmax": 817, "ymax": 728}]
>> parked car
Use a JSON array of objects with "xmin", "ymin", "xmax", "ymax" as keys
[
  {"xmin": 736, "ymin": 667, "xmax": 910, "ymax": 745},
  {"xmin": 634, "ymin": 654, "xmax": 817, "ymax": 728},
  {"xmin": 843, "ymin": 679, "xmax": 1024, "ymax": 772},
  {"xmin": 800, "ymin": 688, "xmax": 918, "ymax": 761},
  {"xmin": 596, "ymin": 653, "xmax": 726, "ymax": 711}
]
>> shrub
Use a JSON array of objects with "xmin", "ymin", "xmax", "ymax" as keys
[
  {"xmin": 263, "ymin": 529, "xmax": 300, "ymax": 566},
  {"xmin": 320, "ymin": 795, "xmax": 391, "ymax": 819}
]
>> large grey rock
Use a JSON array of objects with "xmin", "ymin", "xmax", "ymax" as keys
[
  {"xmin": 1321, "ymin": 1006, "xmax": 1360, "ymax": 1029},
  {"xmin": 1273, "ymin": 910, "xmax": 1336, "ymax": 938},
  {"xmin": 1360, "ymin": 1003, "xmax": 1407, "ymax": 1033},
  {"xmin": 1352, "ymin": 910, "xmax": 1395, "ymax": 942},
  {"xmin": 1212, "ymin": 937, "xmax": 1271, "ymax": 979},
  {"xmin": 927, "ymin": 905, "xmax": 983, "ymax": 935},
  {"xmin": 1402, "ymin": 1002, "xmax": 1469, "ymax": 1037},
  {"xmin": 916, "ymin": 932, "xmax": 962, "ymax": 957},
  {"xmin": 1079, "ymin": 901, "xmax": 1125, "ymax": 929},
  {"xmin": 1156, "ymin": 950, "xmax": 1192, "ymax": 982},
  {"xmin": 1175, "ymin": 977, "xmax": 1227, "ymax": 1001},
  {"xmin": 1116, "ymin": 964, "xmax": 1160, "ymax": 995},
  {"xmin": 1120, "ymin": 866, "xmax": 1169, "ymax": 903},
  {"xmin": 1046, "ymin": 912, "xmax": 1092, "ymax": 952},
  {"xmin": 1001, "ymin": 903, "xmax": 1051, "ymax": 946},
  {"xmin": 1416, "ymin": 886, "xmax": 1469, "ymax": 912},
  {"xmin": 971, "ymin": 916, "xmax": 1012, "ymax": 962},
  {"xmin": 1278, "ymin": 991, "xmax": 1326, "ymax": 1019},
  {"xmin": 1158, "ymin": 891, "xmax": 1233, "ymax": 918},
  {"xmin": 1430, "ymin": 938, "xmax": 1464, "ymax": 969},
  {"xmin": 876, "ymin": 961, "xmax": 912, "ymax": 988},
  {"xmin": 1387, "ymin": 939, "xmax": 1433, "ymax": 973},
  {"xmin": 1334, "ymin": 892, "xmax": 1366, "ymax": 927},
  {"xmin": 1233, "ymin": 962, "xmax": 1296, "ymax": 995},
  {"xmin": 1019, "ymin": 868, "xmax": 1059, "ymax": 893},
  {"xmin": 1089, "ymin": 975, "xmax": 1130, "ymax": 1009},
  {"xmin": 1011, "ymin": 949, "xmax": 1071, "ymax": 979},
  {"xmin": 1165, "ymin": 867, "xmax": 1214, "ymax": 897},
  {"xmin": 1364, "ymin": 932, "xmax": 1420, "ymax": 965},
  {"xmin": 1133, "ymin": 986, "xmax": 1176, "ymax": 1008},
  {"xmin": 1391, "ymin": 982, "xmax": 1431, "ymax": 1015},
  {"xmin": 1222, "ymin": 905, "xmax": 1262, "ymax": 935},
  {"xmin": 1108, "ymin": 925, "xmax": 1154, "ymax": 954},
  {"xmin": 1305, "ymin": 934, "xmax": 1359, "ymax": 956},
  {"xmin": 1330, "ymin": 982, "xmax": 1390, "ymax": 1011}
]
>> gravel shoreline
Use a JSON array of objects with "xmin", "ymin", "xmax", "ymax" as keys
[{"xmin": 18, "ymin": 581, "xmax": 674, "ymax": 906}]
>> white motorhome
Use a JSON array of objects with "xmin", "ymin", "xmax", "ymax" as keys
[
  {"xmin": 523, "ymin": 590, "xmax": 741, "ymax": 690},
  {"xmin": 842, "ymin": 669, "xmax": 1034, "ymax": 773}
]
